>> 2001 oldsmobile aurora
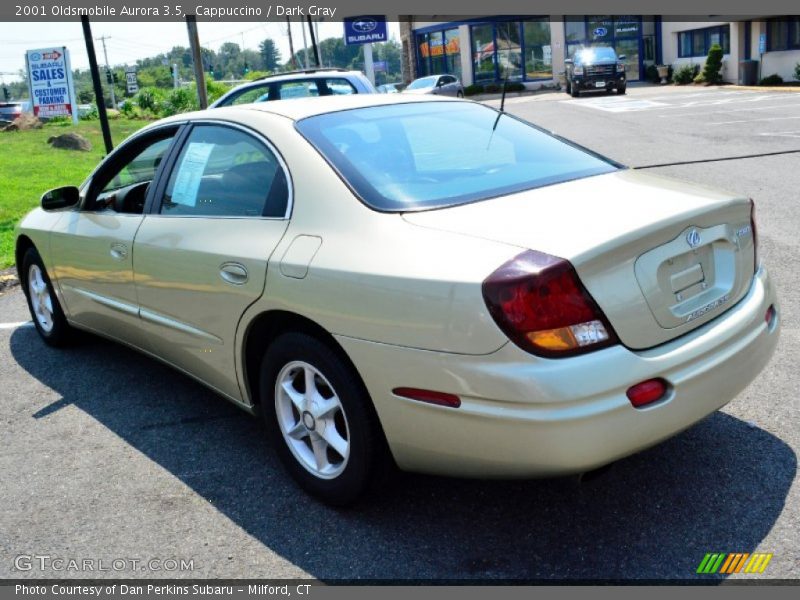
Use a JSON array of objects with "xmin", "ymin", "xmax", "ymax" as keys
[{"xmin": 16, "ymin": 95, "xmax": 779, "ymax": 505}]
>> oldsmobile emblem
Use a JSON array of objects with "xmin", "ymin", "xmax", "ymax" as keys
[{"xmin": 686, "ymin": 229, "xmax": 701, "ymax": 248}]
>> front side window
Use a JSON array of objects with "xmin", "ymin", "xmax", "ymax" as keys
[
  {"xmin": 86, "ymin": 129, "xmax": 177, "ymax": 213},
  {"xmin": 296, "ymin": 102, "xmax": 616, "ymax": 212},
  {"xmin": 161, "ymin": 125, "xmax": 288, "ymax": 218}
]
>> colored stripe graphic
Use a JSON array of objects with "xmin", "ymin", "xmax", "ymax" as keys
[{"xmin": 698, "ymin": 553, "xmax": 772, "ymax": 574}]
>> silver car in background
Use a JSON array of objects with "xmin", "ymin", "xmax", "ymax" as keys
[{"xmin": 402, "ymin": 74, "xmax": 465, "ymax": 98}]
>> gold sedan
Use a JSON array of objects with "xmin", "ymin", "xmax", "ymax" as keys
[{"xmin": 15, "ymin": 95, "xmax": 780, "ymax": 505}]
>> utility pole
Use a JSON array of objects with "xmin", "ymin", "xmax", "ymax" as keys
[
  {"xmin": 97, "ymin": 35, "xmax": 116, "ymax": 108},
  {"xmin": 300, "ymin": 19, "xmax": 310, "ymax": 69},
  {"xmin": 286, "ymin": 17, "xmax": 297, "ymax": 70},
  {"xmin": 186, "ymin": 15, "xmax": 207, "ymax": 109},
  {"xmin": 81, "ymin": 17, "xmax": 113, "ymax": 153},
  {"xmin": 307, "ymin": 15, "xmax": 320, "ymax": 67}
]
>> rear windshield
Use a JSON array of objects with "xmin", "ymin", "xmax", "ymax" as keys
[{"xmin": 295, "ymin": 102, "xmax": 617, "ymax": 212}]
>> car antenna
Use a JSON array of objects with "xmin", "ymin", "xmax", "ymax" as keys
[
  {"xmin": 499, "ymin": 75, "xmax": 509, "ymax": 114},
  {"xmin": 488, "ymin": 76, "xmax": 509, "ymax": 149}
]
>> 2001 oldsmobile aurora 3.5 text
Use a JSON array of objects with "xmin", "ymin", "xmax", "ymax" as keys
[{"xmin": 16, "ymin": 95, "xmax": 779, "ymax": 504}]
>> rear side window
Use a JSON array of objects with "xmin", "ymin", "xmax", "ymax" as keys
[
  {"xmin": 160, "ymin": 125, "xmax": 289, "ymax": 218},
  {"xmin": 227, "ymin": 85, "xmax": 272, "ymax": 105},
  {"xmin": 296, "ymin": 102, "xmax": 617, "ymax": 212},
  {"xmin": 322, "ymin": 78, "xmax": 357, "ymax": 95},
  {"xmin": 276, "ymin": 80, "xmax": 318, "ymax": 100}
]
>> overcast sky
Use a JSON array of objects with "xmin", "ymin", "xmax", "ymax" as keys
[{"xmin": 0, "ymin": 21, "xmax": 401, "ymax": 81}]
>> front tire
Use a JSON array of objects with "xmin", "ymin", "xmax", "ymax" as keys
[
  {"xmin": 260, "ymin": 332, "xmax": 383, "ymax": 506},
  {"xmin": 456, "ymin": 91, "xmax": 464, "ymax": 98},
  {"xmin": 21, "ymin": 247, "xmax": 73, "ymax": 346},
  {"xmin": 570, "ymin": 84, "xmax": 579, "ymax": 98},
  {"xmin": 617, "ymin": 85, "xmax": 627, "ymax": 95}
]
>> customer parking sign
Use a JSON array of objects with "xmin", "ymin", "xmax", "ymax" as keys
[{"xmin": 25, "ymin": 46, "xmax": 78, "ymax": 123}]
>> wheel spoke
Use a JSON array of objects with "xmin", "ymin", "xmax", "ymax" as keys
[
  {"xmin": 310, "ymin": 436, "xmax": 330, "ymax": 472},
  {"xmin": 281, "ymin": 380, "xmax": 305, "ymax": 412},
  {"xmin": 286, "ymin": 420, "xmax": 308, "ymax": 440},
  {"xmin": 320, "ymin": 425, "xmax": 348, "ymax": 459},
  {"xmin": 304, "ymin": 367, "xmax": 318, "ymax": 399},
  {"xmin": 314, "ymin": 396, "xmax": 340, "ymax": 419},
  {"xmin": 43, "ymin": 295, "xmax": 53, "ymax": 315}
]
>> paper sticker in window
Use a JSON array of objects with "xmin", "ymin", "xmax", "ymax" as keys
[{"xmin": 171, "ymin": 142, "xmax": 214, "ymax": 207}]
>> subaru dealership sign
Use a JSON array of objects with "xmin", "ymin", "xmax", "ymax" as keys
[
  {"xmin": 343, "ymin": 16, "xmax": 387, "ymax": 45},
  {"xmin": 25, "ymin": 46, "xmax": 78, "ymax": 123}
]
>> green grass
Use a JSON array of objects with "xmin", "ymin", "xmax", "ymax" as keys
[{"xmin": 0, "ymin": 119, "xmax": 147, "ymax": 268}]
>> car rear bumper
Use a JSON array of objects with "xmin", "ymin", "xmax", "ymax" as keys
[{"xmin": 336, "ymin": 266, "xmax": 779, "ymax": 477}]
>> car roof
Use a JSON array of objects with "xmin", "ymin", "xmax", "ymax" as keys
[
  {"xmin": 171, "ymin": 94, "xmax": 465, "ymax": 124},
  {"xmin": 243, "ymin": 69, "xmax": 364, "ymax": 83}
]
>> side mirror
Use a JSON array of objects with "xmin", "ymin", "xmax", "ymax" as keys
[
  {"xmin": 41, "ymin": 186, "xmax": 80, "ymax": 211},
  {"xmin": 618, "ymin": 55, "xmax": 627, "ymax": 61}
]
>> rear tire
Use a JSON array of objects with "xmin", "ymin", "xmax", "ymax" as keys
[
  {"xmin": 260, "ymin": 332, "xmax": 384, "ymax": 506},
  {"xmin": 21, "ymin": 247, "xmax": 73, "ymax": 346},
  {"xmin": 457, "ymin": 91, "xmax": 464, "ymax": 98}
]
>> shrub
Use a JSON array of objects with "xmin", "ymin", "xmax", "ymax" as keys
[
  {"xmin": 118, "ymin": 100, "xmax": 137, "ymax": 118},
  {"xmin": 464, "ymin": 84, "xmax": 484, "ymax": 96},
  {"xmin": 693, "ymin": 72, "xmax": 706, "ymax": 84},
  {"xmin": 483, "ymin": 83, "xmax": 501, "ymax": 93},
  {"xmin": 78, "ymin": 105, "xmax": 98, "ymax": 121},
  {"xmin": 702, "ymin": 44, "xmax": 724, "ymax": 84},
  {"xmin": 162, "ymin": 87, "xmax": 198, "ymax": 116},
  {"xmin": 505, "ymin": 82, "xmax": 525, "ymax": 92},
  {"xmin": 794, "ymin": 62, "xmax": 800, "ymax": 81},
  {"xmin": 134, "ymin": 87, "xmax": 165, "ymax": 113},
  {"xmin": 672, "ymin": 64, "xmax": 696, "ymax": 85},
  {"xmin": 759, "ymin": 73, "xmax": 784, "ymax": 86}
]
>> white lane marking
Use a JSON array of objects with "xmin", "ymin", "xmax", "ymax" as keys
[
  {"xmin": 658, "ymin": 101, "xmax": 800, "ymax": 118},
  {"xmin": 563, "ymin": 91, "xmax": 799, "ymax": 113},
  {"xmin": 561, "ymin": 97, "xmax": 669, "ymax": 112},
  {"xmin": 758, "ymin": 130, "xmax": 800, "ymax": 139},
  {"xmin": 0, "ymin": 321, "xmax": 34, "ymax": 330},
  {"xmin": 709, "ymin": 115, "xmax": 800, "ymax": 125}
]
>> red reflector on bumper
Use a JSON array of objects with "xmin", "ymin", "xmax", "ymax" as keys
[
  {"xmin": 393, "ymin": 387, "xmax": 461, "ymax": 408},
  {"xmin": 626, "ymin": 379, "xmax": 668, "ymax": 408}
]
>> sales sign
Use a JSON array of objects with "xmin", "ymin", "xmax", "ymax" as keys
[
  {"xmin": 343, "ymin": 16, "xmax": 387, "ymax": 45},
  {"xmin": 25, "ymin": 46, "xmax": 78, "ymax": 123}
]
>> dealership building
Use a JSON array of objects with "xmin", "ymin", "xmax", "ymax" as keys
[{"xmin": 399, "ymin": 16, "xmax": 800, "ymax": 86}]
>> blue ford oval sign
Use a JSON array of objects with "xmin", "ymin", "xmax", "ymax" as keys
[{"xmin": 593, "ymin": 27, "xmax": 608, "ymax": 37}]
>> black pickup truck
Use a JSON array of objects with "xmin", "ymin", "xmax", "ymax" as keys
[{"xmin": 565, "ymin": 46, "xmax": 627, "ymax": 97}]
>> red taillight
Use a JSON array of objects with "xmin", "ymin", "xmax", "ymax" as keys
[
  {"xmin": 626, "ymin": 378, "xmax": 668, "ymax": 408},
  {"xmin": 393, "ymin": 387, "xmax": 461, "ymax": 408},
  {"xmin": 482, "ymin": 250, "xmax": 618, "ymax": 357},
  {"xmin": 750, "ymin": 199, "xmax": 758, "ymax": 271}
]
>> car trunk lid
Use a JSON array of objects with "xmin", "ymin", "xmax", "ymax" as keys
[{"xmin": 402, "ymin": 169, "xmax": 756, "ymax": 350}]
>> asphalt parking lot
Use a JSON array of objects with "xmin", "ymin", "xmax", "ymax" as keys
[{"xmin": 1, "ymin": 85, "xmax": 798, "ymax": 581}]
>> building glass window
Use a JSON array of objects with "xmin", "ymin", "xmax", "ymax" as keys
[
  {"xmin": 495, "ymin": 22, "xmax": 523, "ymax": 80},
  {"xmin": 467, "ymin": 18, "xmax": 552, "ymax": 83},
  {"xmin": 471, "ymin": 23, "xmax": 496, "ymax": 83},
  {"xmin": 444, "ymin": 28, "xmax": 462, "ymax": 79},
  {"xmin": 767, "ymin": 17, "xmax": 800, "ymax": 51},
  {"xmin": 565, "ymin": 19, "xmax": 586, "ymax": 43},
  {"xmin": 587, "ymin": 16, "xmax": 613, "ymax": 44},
  {"xmin": 678, "ymin": 25, "xmax": 731, "ymax": 57},
  {"xmin": 523, "ymin": 20, "xmax": 553, "ymax": 79}
]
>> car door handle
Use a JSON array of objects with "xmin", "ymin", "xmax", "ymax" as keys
[
  {"xmin": 110, "ymin": 243, "xmax": 128, "ymax": 260},
  {"xmin": 219, "ymin": 262, "xmax": 248, "ymax": 285}
]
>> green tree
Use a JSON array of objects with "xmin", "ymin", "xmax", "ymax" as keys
[
  {"xmin": 259, "ymin": 39, "xmax": 281, "ymax": 71},
  {"xmin": 702, "ymin": 43, "xmax": 724, "ymax": 84}
]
